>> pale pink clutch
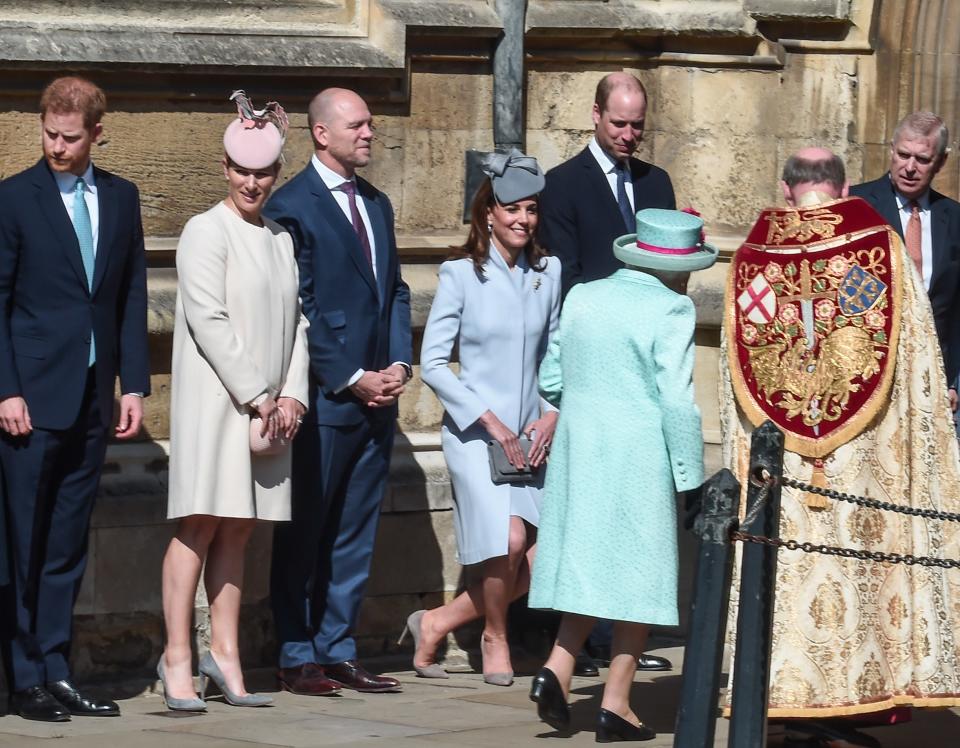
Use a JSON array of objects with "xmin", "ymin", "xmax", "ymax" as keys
[{"xmin": 249, "ymin": 417, "xmax": 290, "ymax": 456}]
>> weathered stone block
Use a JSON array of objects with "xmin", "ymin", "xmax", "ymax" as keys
[{"xmin": 367, "ymin": 509, "xmax": 460, "ymax": 597}]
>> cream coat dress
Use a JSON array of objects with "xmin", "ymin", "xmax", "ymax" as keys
[{"xmin": 167, "ymin": 202, "xmax": 310, "ymax": 520}]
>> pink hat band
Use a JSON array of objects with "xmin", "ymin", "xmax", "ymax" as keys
[{"xmin": 634, "ymin": 239, "xmax": 700, "ymax": 255}]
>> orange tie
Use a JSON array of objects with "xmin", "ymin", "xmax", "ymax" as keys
[{"xmin": 905, "ymin": 200, "xmax": 923, "ymax": 277}]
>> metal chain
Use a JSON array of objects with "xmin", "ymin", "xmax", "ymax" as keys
[
  {"xmin": 731, "ymin": 530, "xmax": 960, "ymax": 570},
  {"xmin": 780, "ymin": 476, "xmax": 960, "ymax": 524}
]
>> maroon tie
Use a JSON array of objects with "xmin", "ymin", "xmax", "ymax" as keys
[{"xmin": 339, "ymin": 181, "xmax": 373, "ymax": 267}]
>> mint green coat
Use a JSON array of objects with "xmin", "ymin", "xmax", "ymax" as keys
[{"xmin": 528, "ymin": 269, "xmax": 704, "ymax": 625}]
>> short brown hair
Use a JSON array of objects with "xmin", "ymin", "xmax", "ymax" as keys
[
  {"xmin": 39, "ymin": 76, "xmax": 106, "ymax": 129},
  {"xmin": 594, "ymin": 73, "xmax": 647, "ymax": 113},
  {"xmin": 452, "ymin": 179, "xmax": 547, "ymax": 275}
]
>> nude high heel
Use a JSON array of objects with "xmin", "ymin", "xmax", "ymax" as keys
[{"xmin": 398, "ymin": 610, "xmax": 448, "ymax": 679}]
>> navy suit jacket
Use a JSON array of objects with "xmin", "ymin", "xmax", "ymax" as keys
[
  {"xmin": 850, "ymin": 175, "xmax": 960, "ymax": 386},
  {"xmin": 538, "ymin": 147, "xmax": 676, "ymax": 298},
  {"xmin": 0, "ymin": 159, "xmax": 150, "ymax": 430},
  {"xmin": 264, "ymin": 164, "xmax": 412, "ymax": 426}
]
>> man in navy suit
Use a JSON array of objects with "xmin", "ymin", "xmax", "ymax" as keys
[
  {"xmin": 539, "ymin": 72, "xmax": 676, "ymax": 299},
  {"xmin": 0, "ymin": 76, "xmax": 149, "ymax": 721},
  {"xmin": 535, "ymin": 72, "xmax": 675, "ymax": 674},
  {"xmin": 265, "ymin": 88, "xmax": 412, "ymax": 695},
  {"xmin": 851, "ymin": 111, "xmax": 960, "ymax": 408}
]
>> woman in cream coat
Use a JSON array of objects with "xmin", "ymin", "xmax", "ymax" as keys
[
  {"xmin": 404, "ymin": 151, "xmax": 561, "ymax": 685},
  {"xmin": 159, "ymin": 94, "xmax": 309, "ymax": 710}
]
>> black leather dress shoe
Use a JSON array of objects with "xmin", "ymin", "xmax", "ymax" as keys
[
  {"xmin": 529, "ymin": 667, "xmax": 570, "ymax": 732},
  {"xmin": 46, "ymin": 679, "xmax": 120, "ymax": 717},
  {"xmin": 636, "ymin": 653, "xmax": 672, "ymax": 671},
  {"xmin": 9, "ymin": 685, "xmax": 71, "ymax": 722},
  {"xmin": 595, "ymin": 708, "xmax": 656, "ymax": 742},
  {"xmin": 574, "ymin": 651, "xmax": 600, "ymax": 677},
  {"xmin": 323, "ymin": 660, "xmax": 402, "ymax": 693}
]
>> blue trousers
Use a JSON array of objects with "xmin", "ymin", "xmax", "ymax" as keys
[
  {"xmin": 0, "ymin": 370, "xmax": 106, "ymax": 689},
  {"xmin": 271, "ymin": 417, "xmax": 394, "ymax": 667}
]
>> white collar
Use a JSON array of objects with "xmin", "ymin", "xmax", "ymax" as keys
[
  {"xmin": 54, "ymin": 161, "xmax": 96, "ymax": 193},
  {"xmin": 311, "ymin": 153, "xmax": 356, "ymax": 192},
  {"xmin": 588, "ymin": 136, "xmax": 622, "ymax": 175}
]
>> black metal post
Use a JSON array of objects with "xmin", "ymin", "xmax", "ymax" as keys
[
  {"xmin": 673, "ymin": 469, "xmax": 742, "ymax": 748},
  {"xmin": 728, "ymin": 421, "xmax": 785, "ymax": 748}
]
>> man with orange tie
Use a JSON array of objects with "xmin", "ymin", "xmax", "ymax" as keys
[{"xmin": 851, "ymin": 111, "xmax": 960, "ymax": 411}]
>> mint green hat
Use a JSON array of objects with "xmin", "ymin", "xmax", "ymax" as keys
[{"xmin": 613, "ymin": 208, "xmax": 718, "ymax": 272}]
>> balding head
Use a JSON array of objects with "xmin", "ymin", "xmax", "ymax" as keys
[
  {"xmin": 594, "ymin": 72, "xmax": 647, "ymax": 114},
  {"xmin": 781, "ymin": 147, "xmax": 848, "ymax": 207},
  {"xmin": 308, "ymin": 87, "xmax": 373, "ymax": 178}
]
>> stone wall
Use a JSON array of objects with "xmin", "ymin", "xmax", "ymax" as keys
[{"xmin": 2, "ymin": 0, "xmax": 956, "ymax": 683}]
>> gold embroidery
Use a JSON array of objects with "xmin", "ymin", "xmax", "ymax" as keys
[
  {"xmin": 809, "ymin": 577, "xmax": 847, "ymax": 629},
  {"xmin": 765, "ymin": 208, "xmax": 844, "ymax": 245}
]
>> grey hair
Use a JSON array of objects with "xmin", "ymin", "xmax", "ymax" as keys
[
  {"xmin": 781, "ymin": 153, "xmax": 846, "ymax": 190},
  {"xmin": 892, "ymin": 111, "xmax": 950, "ymax": 158}
]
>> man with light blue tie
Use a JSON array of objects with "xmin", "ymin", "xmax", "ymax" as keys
[{"xmin": 0, "ymin": 76, "xmax": 149, "ymax": 722}]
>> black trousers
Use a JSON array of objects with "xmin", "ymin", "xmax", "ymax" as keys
[{"xmin": 0, "ymin": 370, "xmax": 106, "ymax": 690}]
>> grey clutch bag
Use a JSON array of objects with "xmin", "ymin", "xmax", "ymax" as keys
[{"xmin": 487, "ymin": 436, "xmax": 540, "ymax": 485}]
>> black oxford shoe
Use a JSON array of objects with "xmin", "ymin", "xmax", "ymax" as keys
[
  {"xmin": 574, "ymin": 651, "xmax": 600, "ymax": 677},
  {"xmin": 636, "ymin": 653, "xmax": 672, "ymax": 671},
  {"xmin": 9, "ymin": 685, "xmax": 71, "ymax": 722},
  {"xmin": 46, "ymin": 679, "xmax": 120, "ymax": 717}
]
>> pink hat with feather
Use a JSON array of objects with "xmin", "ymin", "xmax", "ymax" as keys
[{"xmin": 223, "ymin": 90, "xmax": 289, "ymax": 169}]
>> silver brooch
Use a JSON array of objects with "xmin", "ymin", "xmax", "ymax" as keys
[{"xmin": 533, "ymin": 278, "xmax": 542, "ymax": 291}]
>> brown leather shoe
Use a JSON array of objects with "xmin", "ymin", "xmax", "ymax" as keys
[
  {"xmin": 277, "ymin": 664, "xmax": 342, "ymax": 696},
  {"xmin": 323, "ymin": 660, "xmax": 402, "ymax": 693}
]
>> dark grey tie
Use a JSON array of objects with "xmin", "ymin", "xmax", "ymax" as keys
[{"xmin": 615, "ymin": 162, "xmax": 634, "ymax": 232}]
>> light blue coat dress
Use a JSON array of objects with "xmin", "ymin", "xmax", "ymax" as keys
[
  {"xmin": 528, "ymin": 269, "xmax": 704, "ymax": 625},
  {"xmin": 421, "ymin": 248, "xmax": 561, "ymax": 564}
]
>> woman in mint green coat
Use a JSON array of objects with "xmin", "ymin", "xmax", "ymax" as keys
[{"xmin": 528, "ymin": 209, "xmax": 716, "ymax": 742}]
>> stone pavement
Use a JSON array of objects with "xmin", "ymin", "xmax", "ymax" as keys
[{"xmin": 1, "ymin": 646, "xmax": 957, "ymax": 747}]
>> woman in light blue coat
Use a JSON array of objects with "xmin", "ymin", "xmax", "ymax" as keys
[
  {"xmin": 402, "ymin": 151, "xmax": 561, "ymax": 685},
  {"xmin": 528, "ymin": 209, "xmax": 716, "ymax": 742}
]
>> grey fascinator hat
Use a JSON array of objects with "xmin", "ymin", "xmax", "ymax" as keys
[{"xmin": 480, "ymin": 148, "xmax": 545, "ymax": 204}]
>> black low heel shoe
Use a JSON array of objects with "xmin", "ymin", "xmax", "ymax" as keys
[
  {"xmin": 595, "ymin": 708, "xmax": 656, "ymax": 743},
  {"xmin": 528, "ymin": 667, "xmax": 570, "ymax": 731}
]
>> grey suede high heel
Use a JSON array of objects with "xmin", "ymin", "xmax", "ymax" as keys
[
  {"xmin": 156, "ymin": 658, "xmax": 206, "ymax": 712},
  {"xmin": 399, "ymin": 610, "xmax": 448, "ymax": 679},
  {"xmin": 198, "ymin": 652, "xmax": 273, "ymax": 707}
]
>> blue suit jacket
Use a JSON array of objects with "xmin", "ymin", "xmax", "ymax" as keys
[
  {"xmin": 0, "ymin": 159, "xmax": 150, "ymax": 429},
  {"xmin": 850, "ymin": 175, "xmax": 960, "ymax": 386},
  {"xmin": 264, "ymin": 164, "xmax": 412, "ymax": 426},
  {"xmin": 538, "ymin": 147, "xmax": 676, "ymax": 299}
]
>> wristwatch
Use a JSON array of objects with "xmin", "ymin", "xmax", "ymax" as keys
[{"xmin": 398, "ymin": 362, "xmax": 413, "ymax": 381}]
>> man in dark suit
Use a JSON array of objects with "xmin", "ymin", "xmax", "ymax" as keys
[
  {"xmin": 539, "ymin": 71, "xmax": 676, "ymax": 299},
  {"xmin": 265, "ymin": 88, "xmax": 412, "ymax": 695},
  {"xmin": 0, "ymin": 76, "xmax": 149, "ymax": 721},
  {"xmin": 535, "ymin": 72, "xmax": 674, "ymax": 674},
  {"xmin": 851, "ymin": 111, "xmax": 960, "ymax": 407}
]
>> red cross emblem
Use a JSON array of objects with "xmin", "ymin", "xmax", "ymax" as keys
[{"xmin": 737, "ymin": 273, "xmax": 776, "ymax": 323}]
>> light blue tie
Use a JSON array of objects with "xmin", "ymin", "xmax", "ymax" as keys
[{"xmin": 72, "ymin": 177, "xmax": 96, "ymax": 366}]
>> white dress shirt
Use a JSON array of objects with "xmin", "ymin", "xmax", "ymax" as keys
[
  {"xmin": 894, "ymin": 189, "xmax": 932, "ymax": 292},
  {"xmin": 588, "ymin": 136, "xmax": 634, "ymax": 212},
  {"xmin": 310, "ymin": 155, "xmax": 407, "ymax": 392},
  {"xmin": 54, "ymin": 162, "xmax": 99, "ymax": 253},
  {"xmin": 311, "ymin": 154, "xmax": 377, "ymax": 280}
]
